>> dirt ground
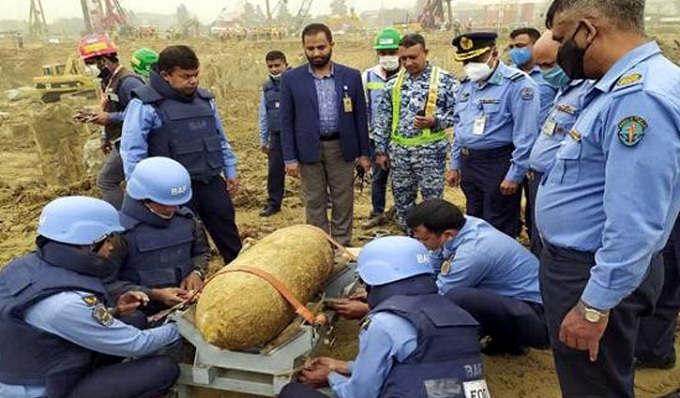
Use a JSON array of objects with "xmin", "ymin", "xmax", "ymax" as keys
[{"xmin": 1, "ymin": 33, "xmax": 680, "ymax": 397}]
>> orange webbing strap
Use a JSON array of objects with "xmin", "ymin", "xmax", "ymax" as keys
[
  {"xmin": 221, "ymin": 266, "xmax": 318, "ymax": 324},
  {"xmin": 317, "ymin": 229, "xmax": 358, "ymax": 261}
]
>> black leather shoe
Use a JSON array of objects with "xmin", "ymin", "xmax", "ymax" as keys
[
  {"xmin": 634, "ymin": 353, "xmax": 676, "ymax": 370},
  {"xmin": 259, "ymin": 206, "xmax": 281, "ymax": 217}
]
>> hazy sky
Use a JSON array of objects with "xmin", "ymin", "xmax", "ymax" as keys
[{"xmin": 7, "ymin": 0, "xmax": 423, "ymax": 23}]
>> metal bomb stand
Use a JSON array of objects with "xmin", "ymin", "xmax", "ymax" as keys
[{"xmin": 171, "ymin": 261, "xmax": 359, "ymax": 397}]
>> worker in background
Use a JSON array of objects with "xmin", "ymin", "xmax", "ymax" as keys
[
  {"xmin": 448, "ymin": 32, "xmax": 540, "ymax": 238},
  {"xmin": 121, "ymin": 45, "xmax": 243, "ymax": 264},
  {"xmin": 361, "ymin": 28, "xmax": 401, "ymax": 229},
  {"xmin": 258, "ymin": 50, "xmax": 289, "ymax": 217},
  {"xmin": 130, "ymin": 47, "xmax": 159, "ymax": 82},
  {"xmin": 408, "ymin": 199, "xmax": 548, "ymax": 356},
  {"xmin": 537, "ymin": 0, "xmax": 680, "ymax": 396},
  {"xmin": 0, "ymin": 196, "xmax": 180, "ymax": 398},
  {"xmin": 280, "ymin": 24, "xmax": 371, "ymax": 247},
  {"xmin": 526, "ymin": 30, "xmax": 592, "ymax": 256},
  {"xmin": 107, "ymin": 157, "xmax": 210, "ymax": 328},
  {"xmin": 374, "ymin": 34, "xmax": 457, "ymax": 232},
  {"xmin": 78, "ymin": 34, "xmax": 145, "ymax": 210},
  {"xmin": 508, "ymin": 28, "xmax": 558, "ymax": 123},
  {"xmin": 279, "ymin": 236, "xmax": 489, "ymax": 398}
]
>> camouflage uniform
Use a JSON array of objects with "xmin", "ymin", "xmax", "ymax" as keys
[{"xmin": 374, "ymin": 64, "xmax": 458, "ymax": 230}]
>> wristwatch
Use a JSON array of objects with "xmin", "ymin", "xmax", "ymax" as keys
[{"xmin": 578, "ymin": 301, "xmax": 608, "ymax": 323}]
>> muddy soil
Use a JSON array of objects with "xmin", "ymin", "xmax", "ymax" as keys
[{"xmin": 1, "ymin": 34, "xmax": 679, "ymax": 397}]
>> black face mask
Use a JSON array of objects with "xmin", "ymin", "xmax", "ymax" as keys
[{"xmin": 557, "ymin": 23, "xmax": 593, "ymax": 80}]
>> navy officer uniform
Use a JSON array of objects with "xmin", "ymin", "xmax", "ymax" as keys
[
  {"xmin": 108, "ymin": 157, "xmax": 210, "ymax": 325},
  {"xmin": 450, "ymin": 32, "xmax": 541, "ymax": 238},
  {"xmin": 279, "ymin": 236, "xmax": 489, "ymax": 398},
  {"xmin": 526, "ymin": 77, "xmax": 593, "ymax": 256},
  {"xmin": 536, "ymin": 41, "xmax": 680, "ymax": 397},
  {"xmin": 0, "ymin": 196, "xmax": 180, "ymax": 398},
  {"xmin": 121, "ymin": 57, "xmax": 242, "ymax": 264},
  {"xmin": 407, "ymin": 199, "xmax": 548, "ymax": 355}
]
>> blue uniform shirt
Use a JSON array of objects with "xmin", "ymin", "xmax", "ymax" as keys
[
  {"xmin": 258, "ymin": 91, "xmax": 269, "ymax": 147},
  {"xmin": 432, "ymin": 216, "xmax": 542, "ymax": 304},
  {"xmin": 528, "ymin": 65, "xmax": 559, "ymax": 125},
  {"xmin": 0, "ymin": 291, "xmax": 180, "ymax": 397},
  {"xmin": 536, "ymin": 42, "xmax": 680, "ymax": 310},
  {"xmin": 121, "ymin": 98, "xmax": 238, "ymax": 179},
  {"xmin": 327, "ymin": 312, "xmax": 417, "ymax": 398},
  {"xmin": 451, "ymin": 62, "xmax": 541, "ymax": 183},
  {"xmin": 529, "ymin": 80, "xmax": 593, "ymax": 173},
  {"xmin": 309, "ymin": 64, "xmax": 339, "ymax": 135}
]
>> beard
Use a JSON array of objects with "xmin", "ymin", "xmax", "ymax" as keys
[{"xmin": 307, "ymin": 51, "xmax": 332, "ymax": 68}]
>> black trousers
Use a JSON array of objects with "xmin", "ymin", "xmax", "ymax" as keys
[
  {"xmin": 526, "ymin": 170, "xmax": 544, "ymax": 257},
  {"xmin": 189, "ymin": 175, "xmax": 242, "ymax": 264},
  {"xmin": 540, "ymin": 243, "xmax": 663, "ymax": 398},
  {"xmin": 46, "ymin": 355, "xmax": 179, "ymax": 398},
  {"xmin": 267, "ymin": 131, "xmax": 285, "ymax": 209},
  {"xmin": 278, "ymin": 382, "xmax": 327, "ymax": 398},
  {"xmin": 460, "ymin": 146, "xmax": 521, "ymax": 238},
  {"xmin": 637, "ymin": 216, "xmax": 680, "ymax": 362},
  {"xmin": 445, "ymin": 287, "xmax": 549, "ymax": 350}
]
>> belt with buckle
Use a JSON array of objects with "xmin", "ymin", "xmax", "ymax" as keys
[
  {"xmin": 320, "ymin": 132, "xmax": 340, "ymax": 141},
  {"xmin": 461, "ymin": 144, "xmax": 514, "ymax": 158}
]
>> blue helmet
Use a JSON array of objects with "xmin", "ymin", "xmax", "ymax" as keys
[
  {"xmin": 357, "ymin": 236, "xmax": 434, "ymax": 286},
  {"xmin": 37, "ymin": 196, "xmax": 124, "ymax": 245},
  {"xmin": 126, "ymin": 157, "xmax": 192, "ymax": 206}
]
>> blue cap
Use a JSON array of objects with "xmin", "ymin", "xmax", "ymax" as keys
[
  {"xmin": 358, "ymin": 236, "xmax": 434, "ymax": 286},
  {"xmin": 127, "ymin": 157, "xmax": 192, "ymax": 206},
  {"xmin": 452, "ymin": 32, "xmax": 498, "ymax": 62},
  {"xmin": 37, "ymin": 196, "xmax": 124, "ymax": 245}
]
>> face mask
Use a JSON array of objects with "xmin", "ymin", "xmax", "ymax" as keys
[
  {"xmin": 541, "ymin": 66, "xmax": 571, "ymax": 89},
  {"xmin": 464, "ymin": 61, "xmax": 494, "ymax": 82},
  {"xmin": 509, "ymin": 47, "xmax": 532, "ymax": 67},
  {"xmin": 557, "ymin": 23, "xmax": 593, "ymax": 80},
  {"xmin": 269, "ymin": 73, "xmax": 282, "ymax": 81},
  {"xmin": 379, "ymin": 55, "xmax": 400, "ymax": 72},
  {"xmin": 84, "ymin": 64, "xmax": 101, "ymax": 77}
]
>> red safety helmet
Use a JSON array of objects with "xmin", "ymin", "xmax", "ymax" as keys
[{"xmin": 78, "ymin": 34, "xmax": 118, "ymax": 61}]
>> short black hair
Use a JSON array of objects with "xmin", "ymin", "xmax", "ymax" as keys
[
  {"xmin": 545, "ymin": 0, "xmax": 645, "ymax": 32},
  {"xmin": 157, "ymin": 45, "xmax": 200, "ymax": 73},
  {"xmin": 406, "ymin": 199, "xmax": 466, "ymax": 234},
  {"xmin": 400, "ymin": 33, "xmax": 427, "ymax": 49},
  {"xmin": 265, "ymin": 50, "xmax": 287, "ymax": 63},
  {"xmin": 510, "ymin": 27, "xmax": 541, "ymax": 43},
  {"xmin": 301, "ymin": 23, "xmax": 333, "ymax": 43}
]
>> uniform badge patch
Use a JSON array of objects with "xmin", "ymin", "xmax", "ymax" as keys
[
  {"xmin": 82, "ymin": 295, "xmax": 99, "ymax": 306},
  {"xmin": 460, "ymin": 37, "xmax": 474, "ymax": 51},
  {"xmin": 617, "ymin": 116, "xmax": 647, "ymax": 147},
  {"xmin": 568, "ymin": 129, "xmax": 582, "ymax": 142},
  {"xmin": 520, "ymin": 87, "xmax": 534, "ymax": 101},
  {"xmin": 441, "ymin": 261, "xmax": 451, "ymax": 275},
  {"xmin": 359, "ymin": 317, "xmax": 372, "ymax": 331},
  {"xmin": 92, "ymin": 303, "xmax": 114, "ymax": 327},
  {"xmin": 617, "ymin": 73, "xmax": 642, "ymax": 87}
]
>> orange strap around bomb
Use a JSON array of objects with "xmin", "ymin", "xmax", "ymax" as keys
[{"xmin": 221, "ymin": 266, "xmax": 318, "ymax": 324}]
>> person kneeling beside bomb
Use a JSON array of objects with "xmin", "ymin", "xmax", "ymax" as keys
[
  {"xmin": 106, "ymin": 157, "xmax": 210, "ymax": 328},
  {"xmin": 0, "ymin": 196, "xmax": 181, "ymax": 398},
  {"xmin": 279, "ymin": 236, "xmax": 490, "ymax": 398}
]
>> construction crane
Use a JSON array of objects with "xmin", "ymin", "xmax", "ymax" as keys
[
  {"xmin": 28, "ymin": 0, "xmax": 48, "ymax": 38},
  {"xmin": 265, "ymin": 0, "xmax": 286, "ymax": 22},
  {"xmin": 80, "ymin": 0, "xmax": 128, "ymax": 33},
  {"xmin": 418, "ymin": 0, "xmax": 453, "ymax": 30},
  {"xmin": 292, "ymin": 0, "xmax": 314, "ymax": 32}
]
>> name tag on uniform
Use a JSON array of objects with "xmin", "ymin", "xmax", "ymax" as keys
[
  {"xmin": 473, "ymin": 116, "xmax": 486, "ymax": 136},
  {"xmin": 463, "ymin": 380, "xmax": 491, "ymax": 398},
  {"xmin": 543, "ymin": 118, "xmax": 557, "ymax": 136},
  {"xmin": 343, "ymin": 96, "xmax": 353, "ymax": 113},
  {"xmin": 275, "ymin": 101, "xmax": 280, "ymax": 109}
]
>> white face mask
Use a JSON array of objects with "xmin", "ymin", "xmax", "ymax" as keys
[
  {"xmin": 464, "ymin": 62, "xmax": 494, "ymax": 82},
  {"xmin": 84, "ymin": 64, "xmax": 101, "ymax": 77},
  {"xmin": 379, "ymin": 56, "xmax": 400, "ymax": 72}
]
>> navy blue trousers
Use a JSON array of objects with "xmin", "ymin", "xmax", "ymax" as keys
[
  {"xmin": 189, "ymin": 175, "xmax": 242, "ymax": 264},
  {"xmin": 540, "ymin": 243, "xmax": 663, "ymax": 398},
  {"xmin": 267, "ymin": 131, "xmax": 285, "ymax": 209},
  {"xmin": 460, "ymin": 146, "xmax": 521, "ymax": 238},
  {"xmin": 279, "ymin": 382, "xmax": 327, "ymax": 398},
  {"xmin": 636, "ymin": 216, "xmax": 680, "ymax": 362},
  {"xmin": 369, "ymin": 141, "xmax": 389, "ymax": 215},
  {"xmin": 444, "ymin": 287, "xmax": 548, "ymax": 350},
  {"xmin": 46, "ymin": 355, "xmax": 179, "ymax": 398},
  {"xmin": 526, "ymin": 170, "xmax": 544, "ymax": 257}
]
